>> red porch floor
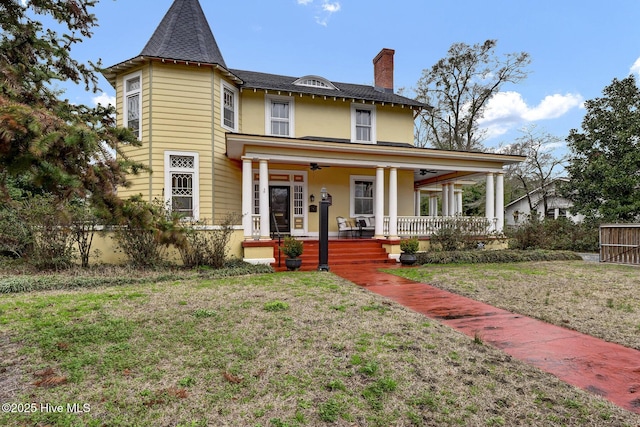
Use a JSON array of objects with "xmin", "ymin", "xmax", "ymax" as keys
[{"xmin": 330, "ymin": 263, "xmax": 640, "ymax": 415}]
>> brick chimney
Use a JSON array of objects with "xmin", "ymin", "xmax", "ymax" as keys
[{"xmin": 373, "ymin": 48, "xmax": 395, "ymax": 93}]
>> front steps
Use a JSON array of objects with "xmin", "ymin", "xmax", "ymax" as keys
[{"xmin": 271, "ymin": 239, "xmax": 395, "ymax": 271}]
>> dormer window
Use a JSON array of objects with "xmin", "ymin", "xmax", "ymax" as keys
[{"xmin": 293, "ymin": 75, "xmax": 338, "ymax": 90}]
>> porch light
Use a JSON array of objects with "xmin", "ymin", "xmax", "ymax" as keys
[
  {"xmin": 310, "ymin": 194, "xmax": 315, "ymax": 203},
  {"xmin": 321, "ymin": 187, "xmax": 328, "ymax": 200}
]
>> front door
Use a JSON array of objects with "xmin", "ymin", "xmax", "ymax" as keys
[{"xmin": 270, "ymin": 186, "xmax": 290, "ymax": 234}]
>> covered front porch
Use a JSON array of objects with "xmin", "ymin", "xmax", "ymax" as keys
[{"xmin": 226, "ymin": 133, "xmax": 523, "ymax": 264}]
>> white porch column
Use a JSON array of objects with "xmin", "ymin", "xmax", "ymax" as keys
[
  {"xmin": 242, "ymin": 157, "xmax": 253, "ymax": 240},
  {"xmin": 375, "ymin": 166, "xmax": 385, "ymax": 238},
  {"xmin": 429, "ymin": 194, "xmax": 438, "ymax": 216},
  {"xmin": 456, "ymin": 190, "xmax": 463, "ymax": 215},
  {"xmin": 448, "ymin": 183, "xmax": 456, "ymax": 216},
  {"xmin": 259, "ymin": 159, "xmax": 270, "ymax": 240},
  {"xmin": 414, "ymin": 190, "xmax": 421, "ymax": 216},
  {"xmin": 495, "ymin": 172, "xmax": 504, "ymax": 233},
  {"xmin": 388, "ymin": 167, "xmax": 398, "ymax": 239},
  {"xmin": 442, "ymin": 184, "xmax": 449, "ymax": 216},
  {"xmin": 485, "ymin": 173, "xmax": 495, "ymax": 232}
]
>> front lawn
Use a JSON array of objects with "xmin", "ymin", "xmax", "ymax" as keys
[
  {"xmin": 387, "ymin": 260, "xmax": 640, "ymax": 350},
  {"xmin": 0, "ymin": 270, "xmax": 638, "ymax": 426}
]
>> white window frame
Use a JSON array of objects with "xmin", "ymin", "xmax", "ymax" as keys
[
  {"xmin": 350, "ymin": 175, "xmax": 376, "ymax": 218},
  {"xmin": 350, "ymin": 103, "xmax": 376, "ymax": 144},
  {"xmin": 265, "ymin": 95, "xmax": 295, "ymax": 137},
  {"xmin": 123, "ymin": 70, "xmax": 142, "ymax": 139},
  {"xmin": 221, "ymin": 81, "xmax": 238, "ymax": 132},
  {"xmin": 164, "ymin": 151, "xmax": 200, "ymax": 220}
]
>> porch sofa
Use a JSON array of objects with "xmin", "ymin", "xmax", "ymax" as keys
[
  {"xmin": 336, "ymin": 216, "xmax": 376, "ymax": 238},
  {"xmin": 355, "ymin": 217, "xmax": 375, "ymax": 237}
]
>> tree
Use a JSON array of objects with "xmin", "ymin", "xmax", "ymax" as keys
[
  {"xmin": 0, "ymin": 0, "xmax": 144, "ymax": 216},
  {"xmin": 501, "ymin": 126, "xmax": 567, "ymax": 215},
  {"xmin": 415, "ymin": 40, "xmax": 530, "ymax": 151},
  {"xmin": 562, "ymin": 75, "xmax": 640, "ymax": 222}
]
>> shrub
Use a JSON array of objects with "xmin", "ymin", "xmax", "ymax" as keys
[
  {"xmin": 416, "ymin": 249, "xmax": 582, "ymax": 265},
  {"xmin": 0, "ymin": 201, "xmax": 31, "ymax": 259},
  {"xmin": 400, "ymin": 237, "xmax": 419, "ymax": 254},
  {"xmin": 430, "ymin": 217, "xmax": 488, "ymax": 251},
  {"xmin": 69, "ymin": 200, "xmax": 101, "ymax": 268},
  {"xmin": 112, "ymin": 196, "xmax": 184, "ymax": 268},
  {"xmin": 178, "ymin": 213, "xmax": 240, "ymax": 268},
  {"xmin": 507, "ymin": 217, "xmax": 599, "ymax": 252},
  {"xmin": 21, "ymin": 195, "xmax": 76, "ymax": 270},
  {"xmin": 281, "ymin": 236, "xmax": 303, "ymax": 258}
]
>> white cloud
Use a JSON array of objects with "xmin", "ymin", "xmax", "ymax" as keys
[
  {"xmin": 92, "ymin": 93, "xmax": 116, "ymax": 107},
  {"xmin": 322, "ymin": 2, "xmax": 341, "ymax": 12},
  {"xmin": 631, "ymin": 57, "xmax": 640, "ymax": 75},
  {"xmin": 301, "ymin": 1, "xmax": 340, "ymax": 26},
  {"xmin": 478, "ymin": 91, "xmax": 583, "ymax": 139}
]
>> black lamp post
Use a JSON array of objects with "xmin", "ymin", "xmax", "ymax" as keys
[{"xmin": 318, "ymin": 187, "xmax": 330, "ymax": 271}]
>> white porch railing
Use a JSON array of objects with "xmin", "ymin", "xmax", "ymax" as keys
[
  {"xmin": 251, "ymin": 214, "xmax": 261, "ymax": 239},
  {"xmin": 250, "ymin": 215, "xmax": 495, "ymax": 238},
  {"xmin": 384, "ymin": 216, "xmax": 495, "ymax": 237}
]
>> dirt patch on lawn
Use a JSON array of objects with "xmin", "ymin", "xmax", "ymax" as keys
[{"xmin": 0, "ymin": 334, "xmax": 27, "ymax": 403}]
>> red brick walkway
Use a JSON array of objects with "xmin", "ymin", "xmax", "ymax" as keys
[{"xmin": 331, "ymin": 264, "xmax": 640, "ymax": 414}]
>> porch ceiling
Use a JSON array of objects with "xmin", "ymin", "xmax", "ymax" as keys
[{"xmin": 226, "ymin": 133, "xmax": 525, "ymax": 184}]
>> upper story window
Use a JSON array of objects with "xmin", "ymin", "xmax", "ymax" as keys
[
  {"xmin": 293, "ymin": 75, "xmax": 338, "ymax": 90},
  {"xmin": 123, "ymin": 71, "xmax": 141, "ymax": 139},
  {"xmin": 266, "ymin": 95, "xmax": 295, "ymax": 137},
  {"xmin": 351, "ymin": 103, "xmax": 376, "ymax": 143},
  {"xmin": 221, "ymin": 81, "xmax": 238, "ymax": 131}
]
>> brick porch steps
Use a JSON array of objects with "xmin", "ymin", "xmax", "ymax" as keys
[{"xmin": 271, "ymin": 239, "xmax": 395, "ymax": 271}]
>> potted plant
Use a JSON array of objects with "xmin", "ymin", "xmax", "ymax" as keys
[
  {"xmin": 281, "ymin": 236, "xmax": 303, "ymax": 270},
  {"xmin": 399, "ymin": 237, "xmax": 419, "ymax": 266}
]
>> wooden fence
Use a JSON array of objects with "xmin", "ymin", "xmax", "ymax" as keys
[{"xmin": 600, "ymin": 224, "xmax": 640, "ymax": 265}]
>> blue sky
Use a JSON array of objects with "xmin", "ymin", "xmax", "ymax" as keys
[{"xmin": 59, "ymin": 0, "xmax": 640, "ymax": 153}]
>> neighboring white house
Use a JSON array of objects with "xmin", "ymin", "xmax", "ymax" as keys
[{"xmin": 505, "ymin": 178, "xmax": 584, "ymax": 226}]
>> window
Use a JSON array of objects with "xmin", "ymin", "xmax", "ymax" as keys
[
  {"xmin": 221, "ymin": 82, "xmax": 238, "ymax": 131},
  {"xmin": 165, "ymin": 151, "xmax": 199, "ymax": 220},
  {"xmin": 350, "ymin": 176, "xmax": 375, "ymax": 217},
  {"xmin": 266, "ymin": 95, "xmax": 294, "ymax": 137},
  {"xmin": 350, "ymin": 104, "xmax": 376, "ymax": 143},
  {"xmin": 124, "ymin": 71, "xmax": 141, "ymax": 139},
  {"xmin": 292, "ymin": 75, "xmax": 338, "ymax": 90}
]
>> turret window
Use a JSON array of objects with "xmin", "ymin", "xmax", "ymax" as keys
[
  {"xmin": 221, "ymin": 82, "xmax": 238, "ymax": 131},
  {"xmin": 123, "ymin": 71, "xmax": 141, "ymax": 139},
  {"xmin": 165, "ymin": 151, "xmax": 200, "ymax": 220}
]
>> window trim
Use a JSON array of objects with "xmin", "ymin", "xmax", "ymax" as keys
[
  {"xmin": 265, "ymin": 94, "xmax": 295, "ymax": 137},
  {"xmin": 123, "ymin": 70, "xmax": 142, "ymax": 139},
  {"xmin": 164, "ymin": 151, "xmax": 200, "ymax": 220},
  {"xmin": 350, "ymin": 175, "xmax": 376, "ymax": 218},
  {"xmin": 350, "ymin": 103, "xmax": 376, "ymax": 144},
  {"xmin": 221, "ymin": 81, "xmax": 238, "ymax": 132}
]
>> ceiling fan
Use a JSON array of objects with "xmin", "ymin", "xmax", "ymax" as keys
[
  {"xmin": 420, "ymin": 169, "xmax": 438, "ymax": 176},
  {"xmin": 310, "ymin": 162, "xmax": 331, "ymax": 171}
]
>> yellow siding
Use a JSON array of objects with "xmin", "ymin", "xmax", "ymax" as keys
[
  {"xmin": 239, "ymin": 90, "xmax": 415, "ymax": 144},
  {"xmin": 213, "ymin": 74, "xmax": 243, "ymax": 223}
]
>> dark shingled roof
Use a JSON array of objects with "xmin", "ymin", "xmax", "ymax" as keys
[
  {"xmin": 231, "ymin": 69, "xmax": 427, "ymax": 108},
  {"xmin": 140, "ymin": 0, "xmax": 226, "ymax": 67}
]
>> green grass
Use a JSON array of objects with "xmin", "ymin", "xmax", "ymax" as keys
[
  {"xmin": 0, "ymin": 270, "xmax": 637, "ymax": 426},
  {"xmin": 386, "ymin": 260, "xmax": 640, "ymax": 351}
]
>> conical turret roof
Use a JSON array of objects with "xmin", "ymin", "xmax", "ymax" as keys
[{"xmin": 140, "ymin": 0, "xmax": 226, "ymax": 67}]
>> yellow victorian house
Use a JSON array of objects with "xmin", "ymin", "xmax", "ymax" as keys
[{"xmin": 103, "ymin": 0, "xmax": 523, "ymax": 265}]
